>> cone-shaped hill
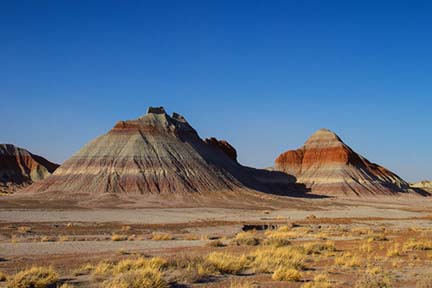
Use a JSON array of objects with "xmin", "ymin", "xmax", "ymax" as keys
[
  {"xmin": 274, "ymin": 129, "xmax": 420, "ymax": 197},
  {"xmin": 0, "ymin": 144, "xmax": 59, "ymax": 193},
  {"xmin": 24, "ymin": 107, "xmax": 299, "ymax": 205}
]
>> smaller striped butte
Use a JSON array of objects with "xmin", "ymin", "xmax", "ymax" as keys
[
  {"xmin": 274, "ymin": 129, "xmax": 419, "ymax": 197},
  {"xmin": 0, "ymin": 144, "xmax": 59, "ymax": 193}
]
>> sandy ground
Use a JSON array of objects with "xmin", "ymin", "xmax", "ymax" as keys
[
  {"xmin": 1, "ymin": 196, "xmax": 432, "ymax": 287},
  {"xmin": 0, "ymin": 239, "xmax": 206, "ymax": 256},
  {"xmin": 0, "ymin": 198, "xmax": 427, "ymax": 224}
]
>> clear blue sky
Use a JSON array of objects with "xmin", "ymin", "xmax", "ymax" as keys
[{"xmin": 1, "ymin": 1, "xmax": 431, "ymax": 182}]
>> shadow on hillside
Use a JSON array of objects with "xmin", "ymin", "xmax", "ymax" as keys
[
  {"xmin": 185, "ymin": 136, "xmax": 329, "ymax": 199},
  {"xmin": 411, "ymin": 187, "xmax": 432, "ymax": 197}
]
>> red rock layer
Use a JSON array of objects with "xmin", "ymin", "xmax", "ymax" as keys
[
  {"xmin": 275, "ymin": 129, "xmax": 412, "ymax": 196},
  {"xmin": 0, "ymin": 144, "xmax": 59, "ymax": 193},
  {"xmin": 205, "ymin": 137, "xmax": 237, "ymax": 162}
]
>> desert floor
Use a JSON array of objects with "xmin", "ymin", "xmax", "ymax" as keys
[{"xmin": 1, "ymin": 197, "xmax": 432, "ymax": 287}]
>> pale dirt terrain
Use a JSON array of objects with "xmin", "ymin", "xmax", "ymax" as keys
[{"xmin": 1, "ymin": 196, "xmax": 432, "ymax": 287}]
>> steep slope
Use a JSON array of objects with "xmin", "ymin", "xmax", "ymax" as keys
[
  {"xmin": 25, "ymin": 107, "xmax": 295, "ymax": 203},
  {"xmin": 0, "ymin": 144, "xmax": 59, "ymax": 193},
  {"xmin": 274, "ymin": 129, "xmax": 412, "ymax": 196}
]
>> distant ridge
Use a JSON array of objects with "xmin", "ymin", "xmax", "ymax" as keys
[{"xmin": 0, "ymin": 144, "xmax": 59, "ymax": 193}]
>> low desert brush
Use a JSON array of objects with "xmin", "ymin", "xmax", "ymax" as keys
[
  {"xmin": 403, "ymin": 238, "xmax": 432, "ymax": 251},
  {"xmin": 251, "ymin": 246, "xmax": 306, "ymax": 272},
  {"xmin": 354, "ymin": 271, "xmax": 392, "ymax": 288},
  {"xmin": 205, "ymin": 252, "xmax": 250, "ymax": 274},
  {"xmin": 7, "ymin": 266, "xmax": 58, "ymax": 288},
  {"xmin": 206, "ymin": 240, "xmax": 225, "ymax": 247},
  {"xmin": 111, "ymin": 234, "xmax": 128, "ymax": 241},
  {"xmin": 303, "ymin": 241, "xmax": 335, "ymax": 255},
  {"xmin": 58, "ymin": 283, "xmax": 75, "ymax": 288},
  {"xmin": 301, "ymin": 273, "xmax": 332, "ymax": 288},
  {"xmin": 263, "ymin": 237, "xmax": 291, "ymax": 247},
  {"xmin": 272, "ymin": 267, "xmax": 302, "ymax": 281},
  {"xmin": 73, "ymin": 263, "xmax": 95, "ymax": 276},
  {"xmin": 113, "ymin": 257, "xmax": 167, "ymax": 275},
  {"xmin": 229, "ymin": 279, "xmax": 259, "ymax": 288},
  {"xmin": 170, "ymin": 255, "xmax": 216, "ymax": 283},
  {"xmin": 17, "ymin": 226, "xmax": 32, "ymax": 234},
  {"xmin": 386, "ymin": 243, "xmax": 402, "ymax": 257},
  {"xmin": 103, "ymin": 269, "xmax": 168, "ymax": 288},
  {"xmin": 151, "ymin": 232, "xmax": 174, "ymax": 241},
  {"xmin": 91, "ymin": 261, "xmax": 114, "ymax": 280},
  {"xmin": 231, "ymin": 231, "xmax": 259, "ymax": 246},
  {"xmin": 416, "ymin": 273, "xmax": 432, "ymax": 288},
  {"xmin": 334, "ymin": 253, "xmax": 362, "ymax": 268},
  {"xmin": 0, "ymin": 271, "xmax": 6, "ymax": 281}
]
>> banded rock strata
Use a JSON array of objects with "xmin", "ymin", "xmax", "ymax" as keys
[
  {"xmin": 274, "ymin": 129, "xmax": 413, "ymax": 196},
  {"xmin": 26, "ymin": 107, "xmax": 293, "ymax": 200},
  {"xmin": 0, "ymin": 144, "xmax": 59, "ymax": 193}
]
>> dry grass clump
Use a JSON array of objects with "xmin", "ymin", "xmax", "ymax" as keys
[
  {"xmin": 334, "ymin": 253, "xmax": 362, "ymax": 268},
  {"xmin": 183, "ymin": 234, "xmax": 200, "ymax": 240},
  {"xmin": 303, "ymin": 241, "xmax": 336, "ymax": 255},
  {"xmin": 17, "ymin": 226, "xmax": 32, "ymax": 234},
  {"xmin": 272, "ymin": 267, "xmax": 302, "ymax": 281},
  {"xmin": 263, "ymin": 237, "xmax": 291, "ymax": 247},
  {"xmin": 251, "ymin": 246, "xmax": 306, "ymax": 272},
  {"xmin": 113, "ymin": 257, "xmax": 167, "ymax": 275},
  {"xmin": 354, "ymin": 271, "xmax": 392, "ymax": 288},
  {"xmin": 103, "ymin": 269, "xmax": 168, "ymax": 288},
  {"xmin": 265, "ymin": 225, "xmax": 313, "ymax": 241},
  {"xmin": 403, "ymin": 238, "xmax": 432, "ymax": 251},
  {"xmin": 367, "ymin": 233, "xmax": 388, "ymax": 242},
  {"xmin": 111, "ymin": 234, "xmax": 128, "ymax": 241},
  {"xmin": 58, "ymin": 235, "xmax": 69, "ymax": 242},
  {"xmin": 351, "ymin": 227, "xmax": 373, "ymax": 236},
  {"xmin": 169, "ymin": 255, "xmax": 216, "ymax": 283},
  {"xmin": 386, "ymin": 243, "xmax": 402, "ymax": 257},
  {"xmin": 416, "ymin": 273, "xmax": 432, "ymax": 288},
  {"xmin": 151, "ymin": 232, "xmax": 174, "ymax": 241},
  {"xmin": 73, "ymin": 263, "xmax": 95, "ymax": 276},
  {"xmin": 91, "ymin": 257, "xmax": 167, "ymax": 285},
  {"xmin": 91, "ymin": 262, "xmax": 114, "ymax": 280},
  {"xmin": 205, "ymin": 252, "xmax": 250, "ymax": 274},
  {"xmin": 206, "ymin": 240, "xmax": 225, "ymax": 247},
  {"xmin": 58, "ymin": 283, "xmax": 75, "ymax": 288},
  {"xmin": 301, "ymin": 273, "xmax": 332, "ymax": 288},
  {"xmin": 359, "ymin": 242, "xmax": 373, "ymax": 253},
  {"xmin": 0, "ymin": 271, "xmax": 7, "ymax": 281},
  {"xmin": 7, "ymin": 266, "xmax": 58, "ymax": 288},
  {"xmin": 229, "ymin": 279, "xmax": 259, "ymax": 288},
  {"xmin": 40, "ymin": 236, "xmax": 52, "ymax": 242},
  {"xmin": 231, "ymin": 231, "xmax": 259, "ymax": 246},
  {"xmin": 365, "ymin": 266, "xmax": 383, "ymax": 275}
]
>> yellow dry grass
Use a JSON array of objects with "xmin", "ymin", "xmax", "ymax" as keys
[
  {"xmin": 205, "ymin": 252, "xmax": 250, "ymax": 274},
  {"xmin": 232, "ymin": 231, "xmax": 259, "ymax": 246},
  {"xmin": 151, "ymin": 232, "xmax": 174, "ymax": 241},
  {"xmin": 113, "ymin": 257, "xmax": 167, "ymax": 275},
  {"xmin": 250, "ymin": 246, "xmax": 306, "ymax": 272},
  {"xmin": 334, "ymin": 253, "xmax": 362, "ymax": 268},
  {"xmin": 103, "ymin": 269, "xmax": 168, "ymax": 288},
  {"xmin": 7, "ymin": 266, "xmax": 58, "ymax": 288},
  {"xmin": 272, "ymin": 267, "xmax": 302, "ymax": 281},
  {"xmin": 111, "ymin": 234, "xmax": 128, "ymax": 241},
  {"xmin": 301, "ymin": 273, "xmax": 332, "ymax": 288}
]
